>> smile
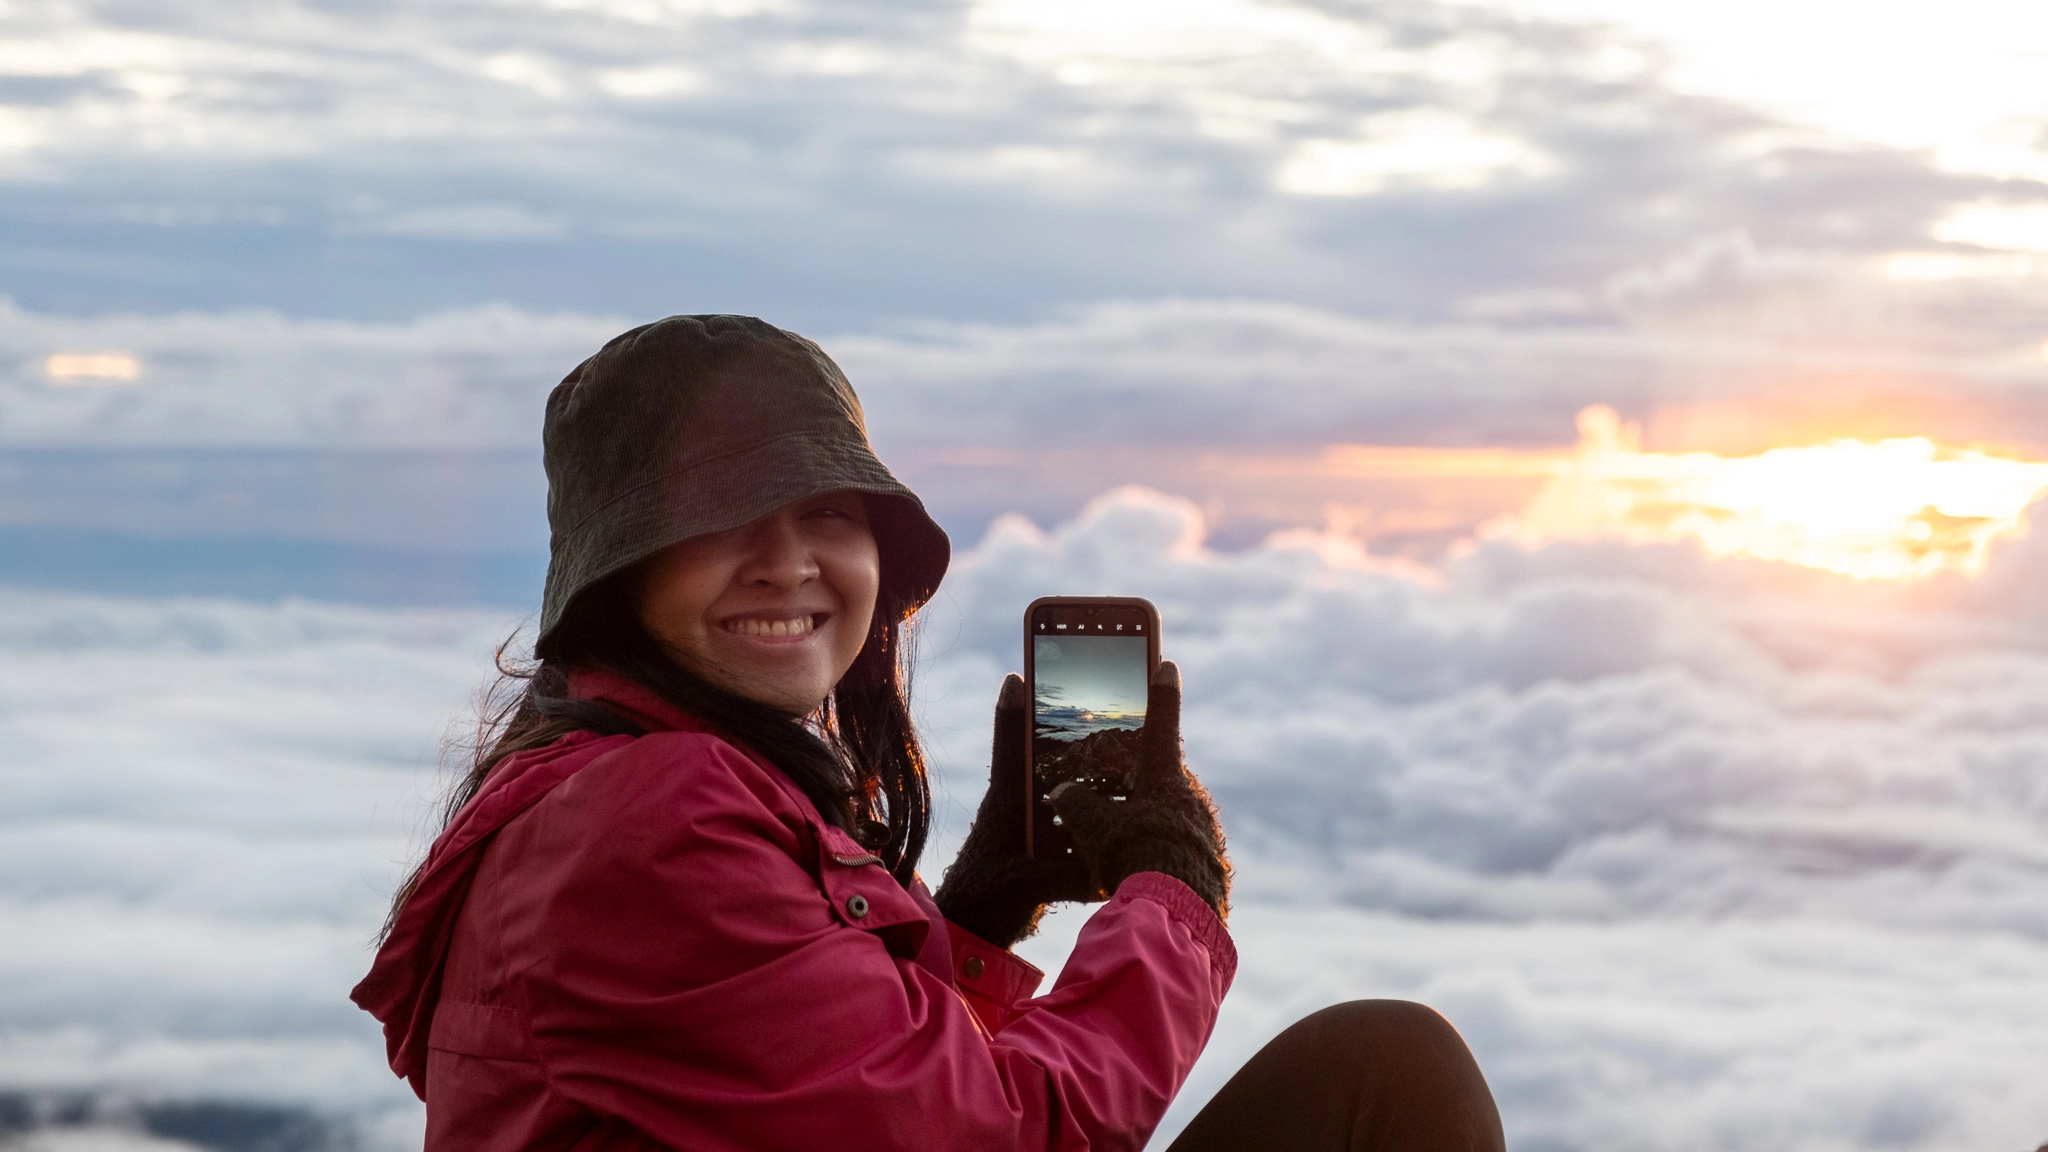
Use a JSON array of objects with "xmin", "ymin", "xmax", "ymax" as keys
[{"xmin": 721, "ymin": 614, "xmax": 824, "ymax": 638}]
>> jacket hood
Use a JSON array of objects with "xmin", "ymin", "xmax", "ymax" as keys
[{"xmin": 348, "ymin": 671, "xmax": 693, "ymax": 1095}]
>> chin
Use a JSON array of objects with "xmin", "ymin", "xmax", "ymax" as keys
[
  {"xmin": 745, "ymin": 680, "xmax": 833, "ymax": 716},
  {"xmin": 690, "ymin": 648, "xmax": 836, "ymax": 714}
]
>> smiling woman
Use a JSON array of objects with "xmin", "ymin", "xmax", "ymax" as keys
[{"xmin": 349, "ymin": 315, "xmax": 1252, "ymax": 1150}]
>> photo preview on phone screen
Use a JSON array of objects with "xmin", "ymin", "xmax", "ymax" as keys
[{"xmin": 1032, "ymin": 610, "xmax": 1152, "ymax": 803}]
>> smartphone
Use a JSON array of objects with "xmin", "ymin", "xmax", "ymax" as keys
[{"xmin": 1023, "ymin": 596, "xmax": 1162, "ymax": 860}]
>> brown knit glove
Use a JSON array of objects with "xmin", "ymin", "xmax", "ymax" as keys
[
  {"xmin": 1050, "ymin": 661, "xmax": 1230, "ymax": 920},
  {"xmin": 934, "ymin": 674, "xmax": 1101, "ymax": 947}
]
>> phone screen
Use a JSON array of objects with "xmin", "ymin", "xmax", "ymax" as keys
[{"xmin": 1025, "ymin": 599, "xmax": 1158, "ymax": 858}]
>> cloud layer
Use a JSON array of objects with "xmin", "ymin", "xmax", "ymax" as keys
[
  {"xmin": 3, "ymin": 0, "xmax": 2039, "ymax": 330},
  {"xmin": 0, "ymin": 588, "xmax": 506, "ymax": 1137},
  {"xmin": 13, "ymin": 285, "xmax": 2048, "ymax": 571},
  {"xmin": 929, "ymin": 490, "xmax": 2048, "ymax": 934},
  {"xmin": 8, "ymin": 488, "xmax": 2045, "ymax": 1148},
  {"xmin": 12, "ymin": 280, "xmax": 2048, "ymax": 454},
  {"xmin": 941, "ymin": 490, "xmax": 2048, "ymax": 1148}
]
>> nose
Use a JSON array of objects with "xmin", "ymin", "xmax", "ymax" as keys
[{"xmin": 735, "ymin": 509, "xmax": 819, "ymax": 590}]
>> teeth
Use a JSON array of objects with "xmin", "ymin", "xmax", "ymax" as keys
[{"xmin": 729, "ymin": 615, "xmax": 814, "ymax": 637}]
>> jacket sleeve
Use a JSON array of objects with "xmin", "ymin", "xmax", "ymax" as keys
[
  {"xmin": 947, "ymin": 920, "xmax": 1046, "ymax": 1035},
  {"xmin": 508, "ymin": 734, "xmax": 1234, "ymax": 1152}
]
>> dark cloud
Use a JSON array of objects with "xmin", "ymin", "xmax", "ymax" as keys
[{"xmin": 0, "ymin": 0, "xmax": 2009, "ymax": 329}]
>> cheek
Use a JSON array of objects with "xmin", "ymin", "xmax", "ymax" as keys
[
  {"xmin": 638, "ymin": 553, "xmax": 728, "ymax": 638},
  {"xmin": 831, "ymin": 542, "xmax": 882, "ymax": 634}
]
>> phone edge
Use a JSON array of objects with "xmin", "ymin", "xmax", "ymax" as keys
[{"xmin": 1021, "ymin": 595, "xmax": 1163, "ymax": 860}]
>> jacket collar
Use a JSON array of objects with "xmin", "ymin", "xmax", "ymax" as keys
[{"xmin": 567, "ymin": 666, "xmax": 707, "ymax": 735}]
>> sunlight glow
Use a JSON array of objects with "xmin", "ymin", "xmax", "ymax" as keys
[
  {"xmin": 1477, "ymin": 0, "xmax": 2048, "ymax": 181},
  {"xmin": 1308, "ymin": 407, "xmax": 2048, "ymax": 579},
  {"xmin": 1932, "ymin": 201, "xmax": 2048, "ymax": 255},
  {"xmin": 1277, "ymin": 112, "xmax": 1552, "ymax": 196},
  {"xmin": 44, "ymin": 353, "xmax": 140, "ymax": 382},
  {"xmin": 1519, "ymin": 408, "xmax": 2048, "ymax": 579}
]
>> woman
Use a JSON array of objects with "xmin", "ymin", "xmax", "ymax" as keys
[{"xmin": 353, "ymin": 315, "xmax": 1504, "ymax": 1151}]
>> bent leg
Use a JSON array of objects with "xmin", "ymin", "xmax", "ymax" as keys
[{"xmin": 1166, "ymin": 1000, "xmax": 1503, "ymax": 1152}]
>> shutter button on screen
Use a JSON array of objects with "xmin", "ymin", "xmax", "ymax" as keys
[{"xmin": 847, "ymin": 895, "xmax": 870, "ymax": 919}]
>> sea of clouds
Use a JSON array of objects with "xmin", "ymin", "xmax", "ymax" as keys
[{"xmin": 5, "ymin": 486, "xmax": 2045, "ymax": 1151}]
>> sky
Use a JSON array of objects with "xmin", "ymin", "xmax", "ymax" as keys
[
  {"xmin": 6, "ymin": 0, "xmax": 2048, "ymax": 577},
  {"xmin": 1032, "ymin": 633, "xmax": 1150, "ymax": 739},
  {"xmin": 4, "ymin": 0, "xmax": 2048, "ymax": 1148}
]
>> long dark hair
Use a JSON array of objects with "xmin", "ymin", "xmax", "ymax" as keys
[{"xmin": 379, "ymin": 563, "xmax": 931, "ymax": 941}]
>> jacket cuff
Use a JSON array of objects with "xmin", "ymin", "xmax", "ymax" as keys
[
  {"xmin": 1113, "ymin": 872, "xmax": 1238, "ymax": 986},
  {"xmin": 946, "ymin": 920, "xmax": 1045, "ymax": 1033}
]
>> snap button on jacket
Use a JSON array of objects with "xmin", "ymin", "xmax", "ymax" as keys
[{"xmin": 351, "ymin": 669, "xmax": 1237, "ymax": 1151}]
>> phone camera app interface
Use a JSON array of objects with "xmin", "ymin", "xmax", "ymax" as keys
[{"xmin": 1033, "ymin": 608, "xmax": 1150, "ymax": 805}]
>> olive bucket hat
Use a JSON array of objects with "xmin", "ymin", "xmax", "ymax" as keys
[{"xmin": 534, "ymin": 314, "xmax": 950, "ymax": 656}]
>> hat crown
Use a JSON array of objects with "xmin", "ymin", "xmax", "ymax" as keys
[{"xmin": 544, "ymin": 315, "xmax": 868, "ymax": 542}]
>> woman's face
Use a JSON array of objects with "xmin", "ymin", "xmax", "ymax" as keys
[{"xmin": 636, "ymin": 491, "xmax": 881, "ymax": 715}]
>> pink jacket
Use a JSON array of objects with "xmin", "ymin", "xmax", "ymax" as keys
[{"xmin": 351, "ymin": 669, "xmax": 1236, "ymax": 1151}]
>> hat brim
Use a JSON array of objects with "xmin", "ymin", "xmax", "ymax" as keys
[{"xmin": 538, "ymin": 431, "xmax": 949, "ymax": 652}]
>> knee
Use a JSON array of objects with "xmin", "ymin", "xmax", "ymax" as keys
[
  {"xmin": 1282, "ymin": 1000, "xmax": 1468, "ymax": 1061},
  {"xmin": 1300, "ymin": 999, "xmax": 1455, "ymax": 1038}
]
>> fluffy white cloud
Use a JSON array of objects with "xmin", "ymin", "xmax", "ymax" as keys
[
  {"xmin": 946, "ymin": 491, "xmax": 2048, "ymax": 1146},
  {"xmin": 929, "ymin": 491, "xmax": 2048, "ymax": 927},
  {"xmin": 0, "ymin": 588, "xmax": 512, "ymax": 1137},
  {"xmin": 13, "ymin": 488, "xmax": 2045, "ymax": 1147}
]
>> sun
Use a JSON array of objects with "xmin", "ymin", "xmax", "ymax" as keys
[
  {"xmin": 1291, "ymin": 407, "xmax": 2048, "ymax": 579},
  {"xmin": 1512, "ymin": 407, "xmax": 2048, "ymax": 579}
]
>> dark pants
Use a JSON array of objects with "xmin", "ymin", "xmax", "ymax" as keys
[{"xmin": 1167, "ymin": 1001, "xmax": 1505, "ymax": 1152}]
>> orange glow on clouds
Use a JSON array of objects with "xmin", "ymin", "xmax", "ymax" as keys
[
  {"xmin": 1520, "ymin": 408, "xmax": 2048, "ymax": 578},
  {"xmin": 45, "ymin": 353, "xmax": 140, "ymax": 382},
  {"xmin": 1315, "ymin": 408, "xmax": 2048, "ymax": 579}
]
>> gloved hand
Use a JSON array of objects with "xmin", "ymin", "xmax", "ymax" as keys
[
  {"xmin": 933, "ymin": 673, "xmax": 1101, "ymax": 947},
  {"xmin": 1050, "ymin": 661, "xmax": 1230, "ymax": 920}
]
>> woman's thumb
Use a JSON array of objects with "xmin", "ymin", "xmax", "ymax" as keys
[
  {"xmin": 989, "ymin": 673, "xmax": 1028, "ymax": 788},
  {"xmin": 1048, "ymin": 780, "xmax": 1117, "ymax": 844}
]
